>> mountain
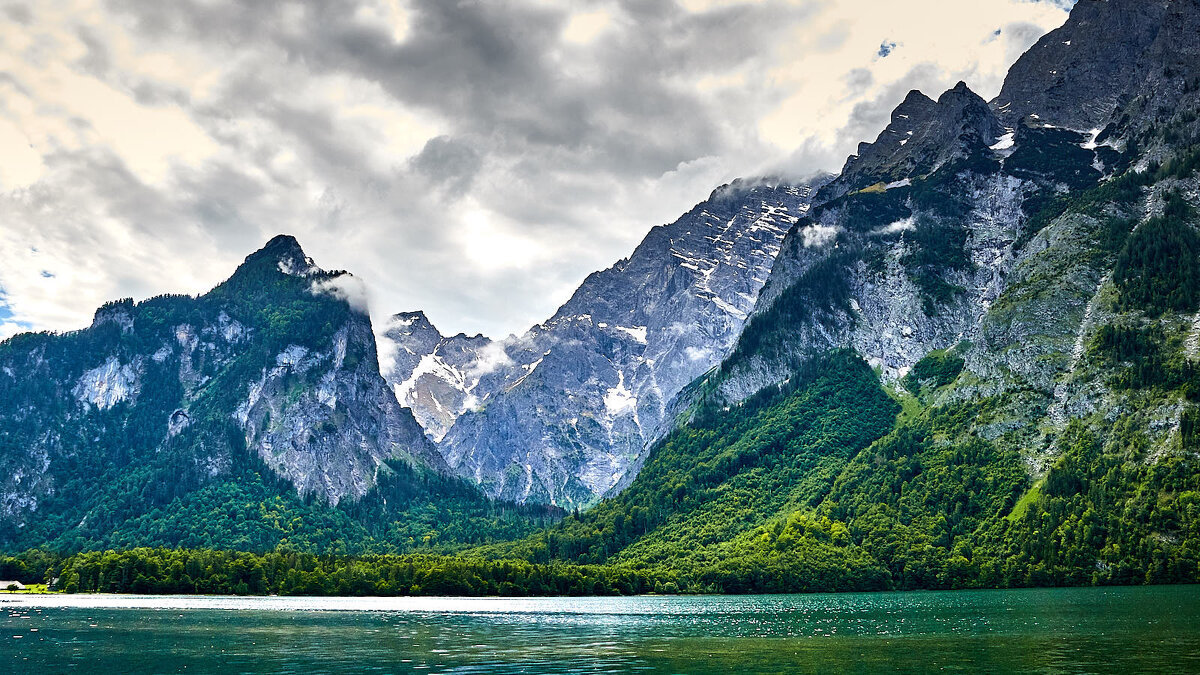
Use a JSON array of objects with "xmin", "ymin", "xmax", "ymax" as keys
[
  {"xmin": 5, "ymin": 0, "xmax": 1200, "ymax": 594},
  {"xmin": 382, "ymin": 180, "xmax": 819, "ymax": 508},
  {"xmin": 0, "ymin": 236, "xmax": 551, "ymax": 552},
  {"xmin": 479, "ymin": 0, "xmax": 1200, "ymax": 590},
  {"xmin": 681, "ymin": 0, "xmax": 1199, "ymax": 423},
  {"xmin": 379, "ymin": 310, "xmax": 492, "ymax": 443},
  {"xmin": 824, "ymin": 82, "xmax": 1003, "ymax": 200},
  {"xmin": 994, "ymin": 0, "xmax": 1171, "ymax": 131}
]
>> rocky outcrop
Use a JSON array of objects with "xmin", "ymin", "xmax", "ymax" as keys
[
  {"xmin": 995, "ymin": 0, "xmax": 1171, "ymax": 131},
  {"xmin": 234, "ymin": 321, "xmax": 441, "ymax": 506}
]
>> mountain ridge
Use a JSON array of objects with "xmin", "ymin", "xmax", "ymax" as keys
[{"xmin": 384, "ymin": 178, "xmax": 821, "ymax": 508}]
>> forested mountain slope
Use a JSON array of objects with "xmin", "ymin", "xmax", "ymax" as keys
[{"xmin": 0, "ymin": 236, "xmax": 554, "ymax": 552}]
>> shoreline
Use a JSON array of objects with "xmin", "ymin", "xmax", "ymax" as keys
[{"xmin": 4, "ymin": 582, "xmax": 1197, "ymax": 608}]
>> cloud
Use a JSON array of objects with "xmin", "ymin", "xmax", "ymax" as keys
[
  {"xmin": 872, "ymin": 216, "xmax": 917, "ymax": 236},
  {"xmin": 466, "ymin": 341, "xmax": 515, "ymax": 379},
  {"xmin": 0, "ymin": 0, "xmax": 1074, "ymax": 342},
  {"xmin": 802, "ymin": 224, "xmax": 840, "ymax": 248},
  {"xmin": 310, "ymin": 274, "xmax": 371, "ymax": 314}
]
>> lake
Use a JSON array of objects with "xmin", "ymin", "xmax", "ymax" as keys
[{"xmin": 2, "ymin": 585, "xmax": 1199, "ymax": 673}]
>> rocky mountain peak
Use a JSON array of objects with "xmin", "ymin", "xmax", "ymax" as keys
[
  {"xmin": 938, "ymin": 80, "xmax": 977, "ymax": 104},
  {"xmin": 825, "ymin": 81, "xmax": 1001, "ymax": 199},
  {"xmin": 240, "ymin": 234, "xmax": 322, "ymax": 278},
  {"xmin": 895, "ymin": 89, "xmax": 936, "ymax": 115},
  {"xmin": 381, "ymin": 311, "xmax": 447, "ymax": 384},
  {"xmin": 385, "ymin": 311, "xmax": 439, "ymax": 341}
]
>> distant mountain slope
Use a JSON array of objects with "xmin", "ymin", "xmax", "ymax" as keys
[{"xmin": 383, "ymin": 180, "xmax": 819, "ymax": 508}]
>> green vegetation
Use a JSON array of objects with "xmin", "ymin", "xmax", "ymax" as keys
[
  {"xmin": 992, "ymin": 422, "xmax": 1200, "ymax": 586},
  {"xmin": 721, "ymin": 255, "xmax": 853, "ymax": 373},
  {"xmin": 1114, "ymin": 191, "xmax": 1200, "ymax": 316},
  {"xmin": 496, "ymin": 351, "xmax": 900, "ymax": 593},
  {"xmin": 51, "ymin": 549, "xmax": 660, "ymax": 597},
  {"xmin": 902, "ymin": 348, "xmax": 965, "ymax": 394},
  {"xmin": 1016, "ymin": 153, "xmax": 1148, "ymax": 251},
  {"xmin": 1086, "ymin": 322, "xmax": 1199, "ymax": 391},
  {"xmin": 902, "ymin": 220, "xmax": 973, "ymax": 314},
  {"xmin": 1005, "ymin": 126, "xmax": 1103, "ymax": 190}
]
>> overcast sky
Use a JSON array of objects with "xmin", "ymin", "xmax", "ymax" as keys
[{"xmin": 0, "ymin": 0, "xmax": 1074, "ymax": 341}]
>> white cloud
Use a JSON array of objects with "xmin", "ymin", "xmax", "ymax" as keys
[
  {"xmin": 310, "ymin": 274, "xmax": 371, "ymax": 313},
  {"xmin": 0, "ymin": 0, "xmax": 1073, "ymax": 342},
  {"xmin": 467, "ymin": 341, "xmax": 515, "ymax": 378},
  {"xmin": 873, "ymin": 217, "xmax": 917, "ymax": 236},
  {"xmin": 802, "ymin": 224, "xmax": 839, "ymax": 248}
]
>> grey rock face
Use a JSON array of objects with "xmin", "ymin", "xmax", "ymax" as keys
[
  {"xmin": 704, "ymin": 78, "xmax": 1027, "ymax": 406},
  {"xmin": 996, "ymin": 0, "xmax": 1169, "ymax": 130},
  {"xmin": 381, "ymin": 311, "xmax": 493, "ymax": 442},
  {"xmin": 385, "ymin": 180, "xmax": 819, "ymax": 507},
  {"xmin": 704, "ymin": 171, "xmax": 1031, "ymax": 409},
  {"xmin": 234, "ymin": 319, "xmax": 440, "ymax": 506}
]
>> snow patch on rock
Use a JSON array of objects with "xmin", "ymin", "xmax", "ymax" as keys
[
  {"xmin": 614, "ymin": 326, "xmax": 648, "ymax": 344},
  {"xmin": 604, "ymin": 371, "xmax": 638, "ymax": 416}
]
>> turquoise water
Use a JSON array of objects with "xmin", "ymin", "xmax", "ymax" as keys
[{"xmin": 2, "ymin": 586, "xmax": 1199, "ymax": 673}]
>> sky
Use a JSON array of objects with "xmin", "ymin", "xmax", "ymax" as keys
[{"xmin": 0, "ymin": 0, "xmax": 1075, "ymax": 341}]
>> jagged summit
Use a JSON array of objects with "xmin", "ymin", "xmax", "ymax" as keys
[
  {"xmin": 262, "ymin": 233, "xmax": 303, "ymax": 251},
  {"xmin": 825, "ymin": 80, "xmax": 1001, "ymax": 199},
  {"xmin": 239, "ymin": 234, "xmax": 322, "ymax": 278},
  {"xmin": 387, "ymin": 310, "xmax": 437, "ymax": 333},
  {"xmin": 383, "ymin": 311, "xmax": 447, "ymax": 392},
  {"xmin": 901, "ymin": 88, "xmax": 934, "ymax": 105},
  {"xmin": 939, "ymin": 80, "xmax": 976, "ymax": 104}
]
